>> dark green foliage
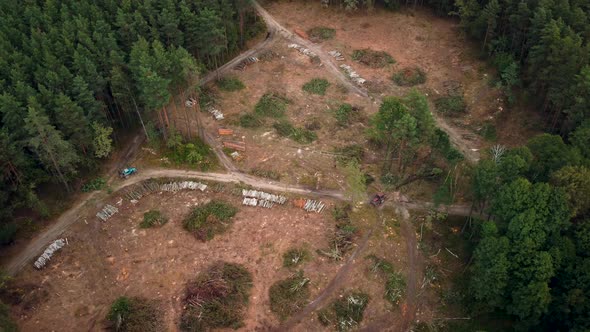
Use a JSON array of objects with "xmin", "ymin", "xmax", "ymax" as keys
[
  {"xmin": 302, "ymin": 78, "xmax": 330, "ymax": 95},
  {"xmin": 0, "ymin": 223, "xmax": 18, "ymax": 246},
  {"xmin": 527, "ymin": 134, "xmax": 579, "ymax": 182},
  {"xmin": 180, "ymin": 262, "xmax": 252, "ymax": 331},
  {"xmin": 273, "ymin": 121, "xmax": 317, "ymax": 144},
  {"xmin": 335, "ymin": 144, "xmax": 364, "ymax": 165},
  {"xmin": 254, "ymin": 93, "xmax": 289, "ymax": 118},
  {"xmin": 334, "ymin": 104, "xmax": 361, "ymax": 127},
  {"xmin": 318, "ymin": 291, "xmax": 369, "ymax": 331},
  {"xmin": 0, "ymin": 301, "xmax": 17, "ymax": 332},
  {"xmin": 283, "ymin": 248, "xmax": 310, "ymax": 268},
  {"xmin": 106, "ymin": 297, "xmax": 163, "ymax": 332},
  {"xmin": 392, "ymin": 67, "xmax": 426, "ymax": 86},
  {"xmin": 367, "ymin": 255, "xmax": 406, "ymax": 305},
  {"xmin": 167, "ymin": 138, "xmax": 217, "ymax": 171},
  {"xmin": 141, "ymin": 210, "xmax": 168, "ymax": 228},
  {"xmin": 183, "ymin": 200, "xmax": 238, "ymax": 241},
  {"xmin": 81, "ymin": 177, "xmax": 106, "ymax": 192},
  {"xmin": 308, "ymin": 27, "xmax": 336, "ymax": 41},
  {"xmin": 239, "ymin": 113, "xmax": 263, "ymax": 128},
  {"xmin": 434, "ymin": 95, "xmax": 466, "ymax": 115},
  {"xmin": 216, "ymin": 77, "xmax": 245, "ymax": 92},
  {"xmin": 480, "ymin": 122, "xmax": 497, "ymax": 141},
  {"xmin": 269, "ymin": 271, "xmax": 310, "ymax": 320},
  {"xmin": 250, "ymin": 168, "xmax": 281, "ymax": 180},
  {"xmin": 352, "ymin": 49, "xmax": 395, "ymax": 68},
  {"xmin": 430, "ymin": 129, "xmax": 464, "ymax": 163}
]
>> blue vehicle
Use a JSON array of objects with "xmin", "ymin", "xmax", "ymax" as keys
[{"xmin": 119, "ymin": 167, "xmax": 137, "ymax": 179}]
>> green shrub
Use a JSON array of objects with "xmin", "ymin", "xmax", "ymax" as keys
[
  {"xmin": 434, "ymin": 95, "xmax": 466, "ymax": 115},
  {"xmin": 239, "ymin": 113, "xmax": 263, "ymax": 128},
  {"xmin": 392, "ymin": 67, "xmax": 427, "ymax": 86},
  {"xmin": 183, "ymin": 200, "xmax": 238, "ymax": 241},
  {"xmin": 255, "ymin": 93, "xmax": 289, "ymax": 118},
  {"xmin": 216, "ymin": 77, "xmax": 245, "ymax": 91},
  {"xmin": 352, "ymin": 49, "xmax": 395, "ymax": 68},
  {"xmin": 308, "ymin": 26, "xmax": 335, "ymax": 41},
  {"xmin": 81, "ymin": 177, "xmax": 106, "ymax": 192},
  {"xmin": 480, "ymin": 122, "xmax": 497, "ymax": 141},
  {"xmin": 282, "ymin": 248, "xmax": 310, "ymax": 268},
  {"xmin": 250, "ymin": 168, "xmax": 281, "ymax": 180},
  {"xmin": 273, "ymin": 120, "xmax": 317, "ymax": 144},
  {"xmin": 302, "ymin": 78, "xmax": 330, "ymax": 95},
  {"xmin": 335, "ymin": 144, "xmax": 364, "ymax": 165},
  {"xmin": 430, "ymin": 129, "xmax": 464, "ymax": 163},
  {"xmin": 269, "ymin": 271, "xmax": 311, "ymax": 320},
  {"xmin": 0, "ymin": 224, "xmax": 17, "ymax": 246},
  {"xmin": 318, "ymin": 291, "xmax": 369, "ymax": 331},
  {"xmin": 141, "ymin": 210, "xmax": 168, "ymax": 228},
  {"xmin": 334, "ymin": 103, "xmax": 361, "ymax": 127},
  {"xmin": 367, "ymin": 255, "xmax": 406, "ymax": 305},
  {"xmin": 180, "ymin": 262, "xmax": 252, "ymax": 331},
  {"xmin": 106, "ymin": 296, "xmax": 163, "ymax": 332},
  {"xmin": 0, "ymin": 301, "xmax": 16, "ymax": 332},
  {"xmin": 167, "ymin": 138, "xmax": 217, "ymax": 171}
]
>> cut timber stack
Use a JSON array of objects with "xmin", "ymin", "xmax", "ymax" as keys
[
  {"xmin": 218, "ymin": 128, "xmax": 234, "ymax": 136},
  {"xmin": 223, "ymin": 141, "xmax": 246, "ymax": 151}
]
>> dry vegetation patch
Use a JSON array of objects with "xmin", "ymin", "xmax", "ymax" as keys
[
  {"xmin": 106, "ymin": 296, "xmax": 163, "ymax": 332},
  {"xmin": 392, "ymin": 67, "xmax": 427, "ymax": 86}
]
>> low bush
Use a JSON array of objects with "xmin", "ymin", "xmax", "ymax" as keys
[
  {"xmin": 273, "ymin": 120, "xmax": 317, "ymax": 144},
  {"xmin": 334, "ymin": 103, "xmax": 361, "ymax": 127},
  {"xmin": 269, "ymin": 271, "xmax": 311, "ymax": 320},
  {"xmin": 255, "ymin": 93, "xmax": 289, "ymax": 118},
  {"xmin": 106, "ymin": 296, "xmax": 163, "ymax": 332},
  {"xmin": 335, "ymin": 144, "xmax": 364, "ymax": 165},
  {"xmin": 352, "ymin": 49, "xmax": 395, "ymax": 68},
  {"xmin": 319, "ymin": 205, "xmax": 357, "ymax": 260},
  {"xmin": 480, "ymin": 121, "xmax": 497, "ymax": 141},
  {"xmin": 216, "ymin": 77, "xmax": 245, "ymax": 91},
  {"xmin": 239, "ymin": 113, "xmax": 263, "ymax": 128},
  {"xmin": 282, "ymin": 248, "xmax": 310, "ymax": 268},
  {"xmin": 183, "ymin": 200, "xmax": 238, "ymax": 241},
  {"xmin": 250, "ymin": 168, "xmax": 281, "ymax": 180},
  {"xmin": 140, "ymin": 210, "xmax": 168, "ymax": 228},
  {"xmin": 181, "ymin": 262, "xmax": 252, "ymax": 331},
  {"xmin": 367, "ymin": 255, "xmax": 406, "ymax": 305},
  {"xmin": 318, "ymin": 291, "xmax": 370, "ymax": 331},
  {"xmin": 0, "ymin": 224, "xmax": 18, "ymax": 246},
  {"xmin": 81, "ymin": 177, "xmax": 106, "ymax": 192},
  {"xmin": 302, "ymin": 78, "xmax": 330, "ymax": 95},
  {"xmin": 392, "ymin": 67, "xmax": 427, "ymax": 86},
  {"xmin": 308, "ymin": 26, "xmax": 335, "ymax": 41},
  {"xmin": 434, "ymin": 95, "xmax": 466, "ymax": 115}
]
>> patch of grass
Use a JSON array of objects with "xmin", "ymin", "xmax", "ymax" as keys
[
  {"xmin": 318, "ymin": 291, "xmax": 370, "ymax": 331},
  {"xmin": 250, "ymin": 168, "xmax": 281, "ymax": 180},
  {"xmin": 480, "ymin": 121, "xmax": 497, "ymax": 141},
  {"xmin": 166, "ymin": 137, "xmax": 218, "ymax": 171},
  {"xmin": 273, "ymin": 120, "xmax": 317, "ymax": 144},
  {"xmin": 335, "ymin": 144, "xmax": 364, "ymax": 165},
  {"xmin": 140, "ymin": 210, "xmax": 168, "ymax": 228},
  {"xmin": 239, "ymin": 113, "xmax": 263, "ymax": 128},
  {"xmin": 302, "ymin": 78, "xmax": 330, "ymax": 95},
  {"xmin": 334, "ymin": 103, "xmax": 361, "ymax": 127},
  {"xmin": 183, "ymin": 200, "xmax": 238, "ymax": 241},
  {"xmin": 352, "ymin": 49, "xmax": 395, "ymax": 68},
  {"xmin": 216, "ymin": 77, "xmax": 245, "ymax": 91},
  {"xmin": 319, "ymin": 205, "xmax": 357, "ymax": 260},
  {"xmin": 254, "ymin": 93, "xmax": 289, "ymax": 118},
  {"xmin": 367, "ymin": 255, "xmax": 406, "ymax": 305},
  {"xmin": 0, "ymin": 301, "xmax": 16, "ymax": 332},
  {"xmin": 81, "ymin": 177, "xmax": 106, "ymax": 192},
  {"xmin": 282, "ymin": 248, "xmax": 310, "ymax": 268},
  {"xmin": 392, "ymin": 67, "xmax": 427, "ymax": 86},
  {"xmin": 435, "ymin": 95, "xmax": 466, "ymax": 115},
  {"xmin": 106, "ymin": 296, "xmax": 163, "ymax": 332},
  {"xmin": 308, "ymin": 26, "xmax": 335, "ymax": 41},
  {"xmin": 181, "ymin": 262, "xmax": 252, "ymax": 331},
  {"xmin": 269, "ymin": 271, "xmax": 311, "ymax": 320}
]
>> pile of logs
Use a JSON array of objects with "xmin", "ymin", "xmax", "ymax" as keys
[
  {"xmin": 303, "ymin": 199, "xmax": 325, "ymax": 213},
  {"xmin": 328, "ymin": 50, "xmax": 345, "ymax": 61},
  {"xmin": 96, "ymin": 204, "xmax": 119, "ymax": 221},
  {"xmin": 34, "ymin": 239, "xmax": 67, "ymax": 269},
  {"xmin": 340, "ymin": 64, "xmax": 366, "ymax": 85},
  {"xmin": 208, "ymin": 107, "xmax": 224, "ymax": 120},
  {"xmin": 124, "ymin": 181, "xmax": 207, "ymax": 202},
  {"xmin": 234, "ymin": 56, "xmax": 259, "ymax": 71},
  {"xmin": 242, "ymin": 197, "xmax": 275, "ymax": 209},
  {"xmin": 288, "ymin": 43, "xmax": 318, "ymax": 59},
  {"xmin": 242, "ymin": 189, "xmax": 287, "ymax": 204}
]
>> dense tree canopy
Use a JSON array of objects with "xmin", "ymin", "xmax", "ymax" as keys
[{"xmin": 0, "ymin": 0, "xmax": 260, "ymax": 228}]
